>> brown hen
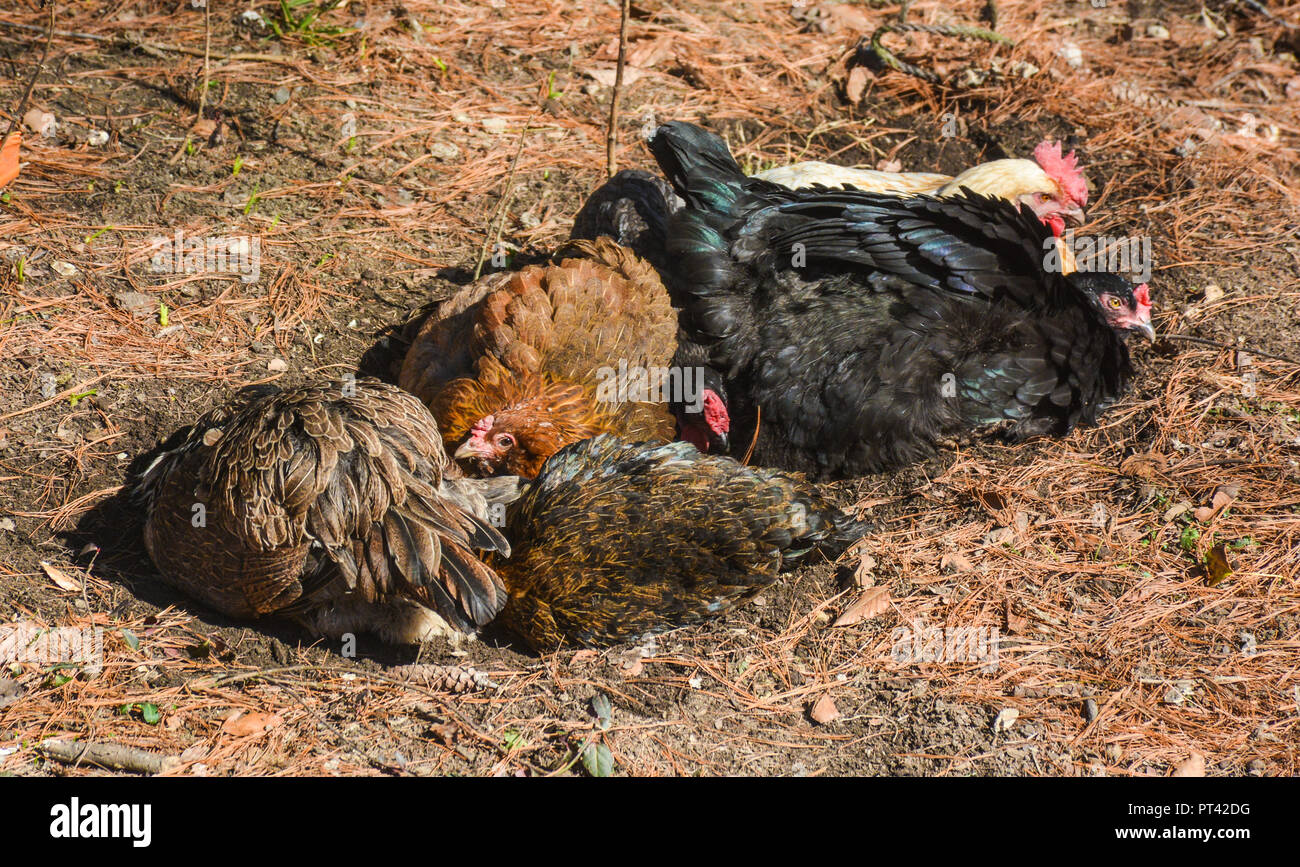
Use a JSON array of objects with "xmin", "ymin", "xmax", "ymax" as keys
[
  {"xmin": 492, "ymin": 435, "xmax": 868, "ymax": 651},
  {"xmin": 136, "ymin": 379, "xmax": 520, "ymax": 644},
  {"xmin": 397, "ymin": 238, "xmax": 687, "ymax": 478}
]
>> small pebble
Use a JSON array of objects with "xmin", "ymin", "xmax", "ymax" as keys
[
  {"xmin": 429, "ymin": 141, "xmax": 460, "ymax": 160},
  {"xmin": 1082, "ymin": 698, "xmax": 1098, "ymax": 723},
  {"xmin": 1058, "ymin": 42, "xmax": 1083, "ymax": 68},
  {"xmin": 992, "ymin": 707, "xmax": 1020, "ymax": 733},
  {"xmin": 273, "ymin": 87, "xmax": 291, "ymax": 104}
]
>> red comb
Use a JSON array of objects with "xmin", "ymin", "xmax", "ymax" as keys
[
  {"xmin": 703, "ymin": 390, "xmax": 730, "ymax": 435},
  {"xmin": 469, "ymin": 415, "xmax": 494, "ymax": 437},
  {"xmin": 1134, "ymin": 283, "xmax": 1151, "ymax": 308},
  {"xmin": 1033, "ymin": 140, "xmax": 1088, "ymax": 207}
]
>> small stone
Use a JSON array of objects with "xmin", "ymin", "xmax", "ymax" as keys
[
  {"xmin": 1007, "ymin": 60, "xmax": 1039, "ymax": 79},
  {"xmin": 429, "ymin": 141, "xmax": 460, "ymax": 160},
  {"xmin": 1202, "ymin": 283, "xmax": 1225, "ymax": 303},
  {"xmin": 1081, "ymin": 698, "xmax": 1098, "ymax": 723},
  {"xmin": 1246, "ymin": 759, "xmax": 1265, "ymax": 776},
  {"xmin": 87, "ymin": 129, "xmax": 109, "ymax": 147},
  {"xmin": 272, "ymin": 87, "xmax": 291, "ymax": 104},
  {"xmin": 809, "ymin": 694, "xmax": 840, "ymax": 725},
  {"xmin": 23, "ymin": 108, "xmax": 56, "ymax": 138},
  {"xmin": 985, "ymin": 527, "xmax": 1015, "ymax": 545},
  {"xmin": 0, "ymin": 518, "xmax": 14, "ymax": 532},
  {"xmin": 1105, "ymin": 744, "xmax": 1123, "ymax": 764},
  {"xmin": 481, "ymin": 117, "xmax": 508, "ymax": 134},
  {"xmin": 267, "ymin": 358, "xmax": 288, "ymax": 372},
  {"xmin": 113, "ymin": 290, "xmax": 154, "ymax": 316},
  {"xmin": 992, "ymin": 707, "xmax": 1020, "ymax": 733},
  {"xmin": 1146, "ymin": 24, "xmax": 1171, "ymax": 40},
  {"xmin": 1058, "ymin": 42, "xmax": 1083, "ymax": 68}
]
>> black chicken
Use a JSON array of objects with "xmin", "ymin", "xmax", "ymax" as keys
[
  {"xmin": 647, "ymin": 121, "xmax": 1152, "ymax": 478},
  {"xmin": 569, "ymin": 169, "xmax": 682, "ymax": 275}
]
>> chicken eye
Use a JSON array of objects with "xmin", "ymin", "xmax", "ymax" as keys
[
  {"xmin": 1108, "ymin": 296, "xmax": 1123, "ymax": 308},
  {"xmin": 495, "ymin": 433, "xmax": 515, "ymax": 448}
]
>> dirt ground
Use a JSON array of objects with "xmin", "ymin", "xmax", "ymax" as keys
[{"xmin": 1, "ymin": 0, "xmax": 1298, "ymax": 777}]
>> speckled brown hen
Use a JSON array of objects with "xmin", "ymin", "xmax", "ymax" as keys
[
  {"xmin": 492, "ymin": 435, "xmax": 867, "ymax": 651},
  {"xmin": 398, "ymin": 237, "xmax": 728, "ymax": 478},
  {"xmin": 136, "ymin": 379, "xmax": 520, "ymax": 644}
]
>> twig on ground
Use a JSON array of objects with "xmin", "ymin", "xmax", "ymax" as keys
[
  {"xmin": 605, "ymin": 0, "xmax": 631, "ymax": 178},
  {"xmin": 0, "ymin": 2, "xmax": 56, "ymax": 153},
  {"xmin": 169, "ymin": 0, "xmax": 212, "ymax": 164},
  {"xmin": 40, "ymin": 738, "xmax": 181, "ymax": 775},
  {"xmin": 1160, "ymin": 333, "xmax": 1300, "ymax": 367},
  {"xmin": 472, "ymin": 114, "xmax": 534, "ymax": 281}
]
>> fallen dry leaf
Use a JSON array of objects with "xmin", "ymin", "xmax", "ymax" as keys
[
  {"xmin": 977, "ymin": 489, "xmax": 1010, "ymax": 513},
  {"xmin": 222, "ymin": 711, "xmax": 283, "ymax": 736},
  {"xmin": 570, "ymin": 649, "xmax": 599, "ymax": 666},
  {"xmin": 1004, "ymin": 600, "xmax": 1028, "ymax": 634},
  {"xmin": 821, "ymin": 3, "xmax": 873, "ymax": 32},
  {"xmin": 626, "ymin": 37, "xmax": 673, "ymax": 69},
  {"xmin": 40, "ymin": 561, "xmax": 82, "ymax": 592},
  {"xmin": 581, "ymin": 66, "xmax": 647, "ymax": 88},
  {"xmin": 940, "ymin": 551, "xmax": 974, "ymax": 573},
  {"xmin": 992, "ymin": 707, "xmax": 1020, "ymax": 733},
  {"xmin": 1120, "ymin": 451, "xmax": 1168, "ymax": 480},
  {"xmin": 1210, "ymin": 484, "xmax": 1239, "ymax": 514},
  {"xmin": 1172, "ymin": 753, "xmax": 1205, "ymax": 777},
  {"xmin": 1205, "ymin": 543, "xmax": 1234, "ymax": 587},
  {"xmin": 852, "ymin": 552, "xmax": 877, "ymax": 588},
  {"xmin": 833, "ymin": 585, "xmax": 891, "ymax": 627},
  {"xmin": 0, "ymin": 131, "xmax": 19, "ymax": 189},
  {"xmin": 844, "ymin": 64, "xmax": 869, "ymax": 105},
  {"xmin": 810, "ymin": 694, "xmax": 840, "ymax": 725}
]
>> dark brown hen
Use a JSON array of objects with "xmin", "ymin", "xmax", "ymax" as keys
[
  {"xmin": 136, "ymin": 379, "xmax": 519, "ymax": 644},
  {"xmin": 493, "ymin": 435, "xmax": 867, "ymax": 651}
]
